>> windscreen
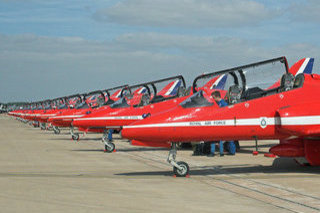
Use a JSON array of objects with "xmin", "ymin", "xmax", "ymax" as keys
[
  {"xmin": 180, "ymin": 90, "xmax": 213, "ymax": 108},
  {"xmin": 75, "ymin": 102, "xmax": 89, "ymax": 109},
  {"xmin": 58, "ymin": 104, "xmax": 68, "ymax": 109},
  {"xmin": 110, "ymin": 97, "xmax": 130, "ymax": 109},
  {"xmin": 244, "ymin": 60, "xmax": 286, "ymax": 90}
]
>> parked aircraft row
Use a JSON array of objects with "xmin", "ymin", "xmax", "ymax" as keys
[{"xmin": 6, "ymin": 56, "xmax": 319, "ymax": 177}]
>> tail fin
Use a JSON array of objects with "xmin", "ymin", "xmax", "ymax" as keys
[
  {"xmin": 157, "ymin": 79, "xmax": 182, "ymax": 97},
  {"xmin": 110, "ymin": 89, "xmax": 122, "ymax": 99},
  {"xmin": 289, "ymin": 58, "xmax": 314, "ymax": 76},
  {"xmin": 200, "ymin": 74, "xmax": 228, "ymax": 94},
  {"xmin": 268, "ymin": 58, "xmax": 314, "ymax": 89}
]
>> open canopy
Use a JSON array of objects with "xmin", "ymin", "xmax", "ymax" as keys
[{"xmin": 181, "ymin": 57, "xmax": 289, "ymax": 108}]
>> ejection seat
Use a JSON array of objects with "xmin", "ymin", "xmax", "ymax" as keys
[
  {"xmin": 137, "ymin": 93, "xmax": 151, "ymax": 107},
  {"xmin": 293, "ymin": 73, "xmax": 305, "ymax": 89},
  {"xmin": 280, "ymin": 73, "xmax": 295, "ymax": 92},
  {"xmin": 228, "ymin": 85, "xmax": 242, "ymax": 104}
]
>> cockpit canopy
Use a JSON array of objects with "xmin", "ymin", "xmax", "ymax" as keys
[
  {"xmin": 110, "ymin": 76, "xmax": 187, "ymax": 109},
  {"xmin": 75, "ymin": 102, "xmax": 89, "ymax": 109},
  {"xmin": 184, "ymin": 57, "xmax": 291, "ymax": 108}
]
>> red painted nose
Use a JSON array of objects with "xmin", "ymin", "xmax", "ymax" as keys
[
  {"xmin": 120, "ymin": 127, "xmax": 141, "ymax": 140},
  {"xmin": 72, "ymin": 119, "xmax": 89, "ymax": 128}
]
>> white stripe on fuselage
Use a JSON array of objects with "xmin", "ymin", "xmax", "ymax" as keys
[
  {"xmin": 52, "ymin": 115, "xmax": 84, "ymax": 119},
  {"xmin": 280, "ymin": 116, "xmax": 320, "ymax": 125},
  {"xmin": 75, "ymin": 116, "xmax": 144, "ymax": 121},
  {"xmin": 123, "ymin": 116, "xmax": 320, "ymax": 129}
]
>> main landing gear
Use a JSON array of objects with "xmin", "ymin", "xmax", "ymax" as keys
[
  {"xmin": 167, "ymin": 143, "xmax": 189, "ymax": 177},
  {"xmin": 53, "ymin": 126, "xmax": 60, "ymax": 135},
  {"xmin": 70, "ymin": 126, "xmax": 79, "ymax": 141},
  {"xmin": 102, "ymin": 129, "xmax": 115, "ymax": 153}
]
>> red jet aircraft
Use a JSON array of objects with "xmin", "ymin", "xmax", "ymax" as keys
[
  {"xmin": 73, "ymin": 75, "xmax": 191, "ymax": 152},
  {"xmin": 48, "ymin": 85, "xmax": 127, "ymax": 138},
  {"xmin": 121, "ymin": 57, "xmax": 316, "ymax": 177},
  {"xmin": 73, "ymin": 74, "xmax": 231, "ymax": 152}
]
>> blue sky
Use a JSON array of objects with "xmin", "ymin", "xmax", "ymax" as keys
[{"xmin": 0, "ymin": 0, "xmax": 319, "ymax": 102}]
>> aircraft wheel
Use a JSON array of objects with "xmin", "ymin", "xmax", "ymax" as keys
[
  {"xmin": 105, "ymin": 143, "xmax": 115, "ymax": 153},
  {"xmin": 72, "ymin": 134, "xmax": 79, "ymax": 141},
  {"xmin": 40, "ymin": 124, "xmax": 46, "ymax": 130},
  {"xmin": 53, "ymin": 128, "xmax": 60, "ymax": 135},
  {"xmin": 173, "ymin": 161, "xmax": 189, "ymax": 177}
]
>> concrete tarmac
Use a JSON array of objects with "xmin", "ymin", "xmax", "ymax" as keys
[{"xmin": 0, "ymin": 114, "xmax": 319, "ymax": 213}]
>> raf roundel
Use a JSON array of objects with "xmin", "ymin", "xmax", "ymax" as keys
[{"xmin": 260, "ymin": 117, "xmax": 267, "ymax": 129}]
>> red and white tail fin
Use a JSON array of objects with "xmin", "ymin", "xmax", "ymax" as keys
[
  {"xmin": 110, "ymin": 89, "xmax": 122, "ymax": 99},
  {"xmin": 157, "ymin": 79, "xmax": 182, "ymax": 97},
  {"xmin": 201, "ymin": 74, "xmax": 228, "ymax": 91},
  {"xmin": 269, "ymin": 58, "xmax": 314, "ymax": 89},
  {"xmin": 289, "ymin": 58, "xmax": 314, "ymax": 76}
]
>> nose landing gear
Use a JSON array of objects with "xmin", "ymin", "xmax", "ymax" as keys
[
  {"xmin": 70, "ymin": 126, "xmax": 79, "ymax": 140},
  {"xmin": 102, "ymin": 129, "xmax": 115, "ymax": 153},
  {"xmin": 53, "ymin": 126, "xmax": 60, "ymax": 134},
  {"xmin": 167, "ymin": 143, "xmax": 189, "ymax": 177}
]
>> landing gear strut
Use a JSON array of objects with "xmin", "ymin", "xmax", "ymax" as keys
[
  {"xmin": 40, "ymin": 122, "xmax": 46, "ymax": 130},
  {"xmin": 102, "ymin": 129, "xmax": 115, "ymax": 152},
  {"xmin": 53, "ymin": 126, "xmax": 60, "ymax": 134},
  {"xmin": 167, "ymin": 143, "xmax": 189, "ymax": 177},
  {"xmin": 70, "ymin": 126, "xmax": 79, "ymax": 141}
]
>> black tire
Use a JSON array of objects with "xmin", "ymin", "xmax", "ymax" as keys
[
  {"xmin": 173, "ymin": 161, "xmax": 189, "ymax": 177},
  {"xmin": 72, "ymin": 134, "xmax": 79, "ymax": 141},
  {"xmin": 294, "ymin": 158, "xmax": 311, "ymax": 167},
  {"xmin": 105, "ymin": 143, "xmax": 115, "ymax": 153}
]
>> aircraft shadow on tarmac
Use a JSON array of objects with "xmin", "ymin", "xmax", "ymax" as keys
[
  {"xmin": 49, "ymin": 137, "xmax": 101, "ymax": 141},
  {"xmin": 115, "ymin": 158, "xmax": 320, "ymax": 177},
  {"xmin": 71, "ymin": 147, "xmax": 168, "ymax": 153}
]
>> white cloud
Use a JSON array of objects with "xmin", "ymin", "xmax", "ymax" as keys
[
  {"xmin": 0, "ymin": 33, "xmax": 319, "ymax": 102},
  {"xmin": 289, "ymin": 0, "xmax": 320, "ymax": 22},
  {"xmin": 94, "ymin": 0, "xmax": 278, "ymax": 28}
]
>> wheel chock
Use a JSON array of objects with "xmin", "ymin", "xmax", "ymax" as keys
[
  {"xmin": 264, "ymin": 153, "xmax": 276, "ymax": 158},
  {"xmin": 252, "ymin": 151, "xmax": 259, "ymax": 155},
  {"xmin": 113, "ymin": 149, "xmax": 117, "ymax": 153}
]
